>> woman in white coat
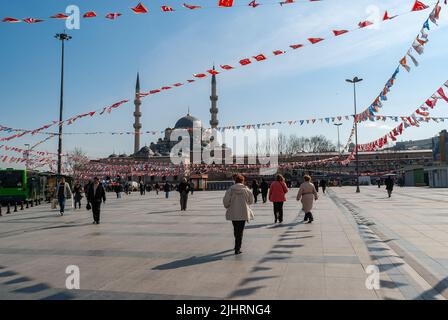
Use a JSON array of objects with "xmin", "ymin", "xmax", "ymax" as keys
[{"xmin": 223, "ymin": 174, "xmax": 255, "ymax": 255}]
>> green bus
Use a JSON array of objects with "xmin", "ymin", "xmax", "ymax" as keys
[{"xmin": 0, "ymin": 169, "xmax": 45, "ymax": 205}]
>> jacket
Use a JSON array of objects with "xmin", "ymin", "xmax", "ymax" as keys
[
  {"xmin": 87, "ymin": 183, "xmax": 106, "ymax": 204},
  {"xmin": 269, "ymin": 181, "xmax": 288, "ymax": 202},
  {"xmin": 57, "ymin": 182, "xmax": 72, "ymax": 199},
  {"xmin": 223, "ymin": 183, "xmax": 255, "ymax": 222},
  {"xmin": 178, "ymin": 182, "xmax": 190, "ymax": 194}
]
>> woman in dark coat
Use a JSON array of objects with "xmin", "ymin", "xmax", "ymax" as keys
[
  {"xmin": 251, "ymin": 180, "xmax": 260, "ymax": 204},
  {"xmin": 260, "ymin": 179, "xmax": 270, "ymax": 204},
  {"xmin": 385, "ymin": 176, "xmax": 394, "ymax": 198}
]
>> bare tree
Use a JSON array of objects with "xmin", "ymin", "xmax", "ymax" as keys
[{"xmin": 66, "ymin": 148, "xmax": 90, "ymax": 181}]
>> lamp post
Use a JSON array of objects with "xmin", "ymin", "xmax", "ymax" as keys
[
  {"xmin": 24, "ymin": 144, "xmax": 30, "ymax": 171},
  {"xmin": 334, "ymin": 123, "xmax": 342, "ymax": 186},
  {"xmin": 55, "ymin": 32, "xmax": 72, "ymax": 175},
  {"xmin": 346, "ymin": 76, "xmax": 363, "ymax": 193}
]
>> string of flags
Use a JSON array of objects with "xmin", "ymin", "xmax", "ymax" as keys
[
  {"xmin": 356, "ymin": 0, "xmax": 443, "ymax": 122},
  {"xmin": 1, "ymin": 1, "xmax": 325, "ymax": 25},
  {"xmin": 0, "ymin": 1, "xmax": 438, "ymax": 146},
  {"xmin": 341, "ymin": 81, "xmax": 448, "ymax": 165}
]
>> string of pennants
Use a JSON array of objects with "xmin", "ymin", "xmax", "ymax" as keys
[
  {"xmin": 340, "ymin": 81, "xmax": 448, "ymax": 165},
  {"xmin": 357, "ymin": 0, "xmax": 443, "ymax": 122},
  {"xmin": 0, "ymin": 1, "xmax": 440, "ymax": 146},
  {"xmin": 1, "ymin": 1, "xmax": 324, "ymax": 25}
]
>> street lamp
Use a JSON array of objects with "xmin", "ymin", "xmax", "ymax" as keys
[
  {"xmin": 55, "ymin": 32, "xmax": 72, "ymax": 175},
  {"xmin": 24, "ymin": 144, "xmax": 30, "ymax": 170},
  {"xmin": 346, "ymin": 76, "xmax": 363, "ymax": 193},
  {"xmin": 334, "ymin": 123, "xmax": 342, "ymax": 186}
]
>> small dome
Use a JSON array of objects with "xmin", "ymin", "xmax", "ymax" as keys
[{"xmin": 174, "ymin": 114, "xmax": 202, "ymax": 129}]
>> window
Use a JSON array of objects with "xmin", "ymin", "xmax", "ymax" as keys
[{"xmin": 0, "ymin": 171, "xmax": 23, "ymax": 188}]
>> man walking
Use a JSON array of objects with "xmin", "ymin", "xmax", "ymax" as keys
[
  {"xmin": 57, "ymin": 177, "xmax": 72, "ymax": 216},
  {"xmin": 260, "ymin": 179, "xmax": 269, "ymax": 203},
  {"xmin": 385, "ymin": 176, "xmax": 394, "ymax": 198},
  {"xmin": 87, "ymin": 177, "xmax": 106, "ymax": 225},
  {"xmin": 178, "ymin": 178, "xmax": 191, "ymax": 211}
]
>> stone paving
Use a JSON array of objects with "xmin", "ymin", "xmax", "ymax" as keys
[{"xmin": 0, "ymin": 187, "xmax": 446, "ymax": 300}]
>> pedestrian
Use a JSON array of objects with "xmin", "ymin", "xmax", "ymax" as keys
[
  {"xmin": 189, "ymin": 180, "xmax": 195, "ymax": 195},
  {"xmin": 297, "ymin": 175, "xmax": 318, "ymax": 224},
  {"xmin": 56, "ymin": 177, "xmax": 72, "ymax": 216},
  {"xmin": 377, "ymin": 179, "xmax": 381, "ymax": 188},
  {"xmin": 87, "ymin": 177, "xmax": 106, "ymax": 225},
  {"xmin": 320, "ymin": 179, "xmax": 327, "ymax": 194},
  {"xmin": 73, "ymin": 182, "xmax": 83, "ymax": 209},
  {"xmin": 251, "ymin": 180, "xmax": 260, "ymax": 204},
  {"xmin": 155, "ymin": 182, "xmax": 160, "ymax": 195},
  {"xmin": 223, "ymin": 174, "xmax": 254, "ymax": 255},
  {"xmin": 139, "ymin": 179, "xmax": 145, "ymax": 196},
  {"xmin": 385, "ymin": 176, "xmax": 394, "ymax": 198},
  {"xmin": 269, "ymin": 174, "xmax": 288, "ymax": 224},
  {"xmin": 313, "ymin": 179, "xmax": 319, "ymax": 193},
  {"xmin": 178, "ymin": 178, "xmax": 190, "ymax": 211},
  {"xmin": 260, "ymin": 178, "xmax": 270, "ymax": 204},
  {"xmin": 164, "ymin": 182, "xmax": 171, "ymax": 199}
]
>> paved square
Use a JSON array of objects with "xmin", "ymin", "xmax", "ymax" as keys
[{"xmin": 0, "ymin": 187, "xmax": 446, "ymax": 300}]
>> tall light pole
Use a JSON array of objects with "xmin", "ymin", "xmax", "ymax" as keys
[
  {"xmin": 334, "ymin": 123, "xmax": 342, "ymax": 186},
  {"xmin": 346, "ymin": 76, "xmax": 363, "ymax": 193},
  {"xmin": 55, "ymin": 32, "xmax": 72, "ymax": 176}
]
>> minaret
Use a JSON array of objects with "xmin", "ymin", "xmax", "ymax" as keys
[
  {"xmin": 133, "ymin": 73, "xmax": 142, "ymax": 154},
  {"xmin": 210, "ymin": 66, "xmax": 219, "ymax": 129}
]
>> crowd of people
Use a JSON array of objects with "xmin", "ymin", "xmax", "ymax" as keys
[{"xmin": 50, "ymin": 173, "xmax": 396, "ymax": 254}]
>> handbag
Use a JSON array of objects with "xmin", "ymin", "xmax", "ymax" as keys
[{"xmin": 86, "ymin": 203, "xmax": 92, "ymax": 211}]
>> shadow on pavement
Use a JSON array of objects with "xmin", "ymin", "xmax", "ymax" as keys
[{"xmin": 152, "ymin": 250, "xmax": 235, "ymax": 270}]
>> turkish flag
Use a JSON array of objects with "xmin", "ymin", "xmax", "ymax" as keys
[
  {"xmin": 308, "ymin": 38, "xmax": 324, "ymax": 44},
  {"xmin": 220, "ymin": 65, "xmax": 234, "ymax": 70},
  {"xmin": 183, "ymin": 3, "xmax": 202, "ymax": 9},
  {"xmin": 150, "ymin": 90, "xmax": 161, "ymax": 94},
  {"xmin": 273, "ymin": 50, "xmax": 285, "ymax": 55},
  {"xmin": 106, "ymin": 13, "xmax": 122, "ymax": 19},
  {"xmin": 173, "ymin": 83, "xmax": 184, "ymax": 87},
  {"xmin": 2, "ymin": 17, "xmax": 21, "ymax": 23},
  {"xmin": 50, "ymin": 13, "xmax": 69, "ymax": 19},
  {"xmin": 207, "ymin": 69, "xmax": 220, "ymax": 75},
  {"xmin": 358, "ymin": 20, "xmax": 373, "ymax": 28},
  {"xmin": 219, "ymin": 0, "xmax": 234, "ymax": 7},
  {"xmin": 253, "ymin": 54, "xmax": 267, "ymax": 61},
  {"xmin": 83, "ymin": 12, "xmax": 97, "ymax": 18},
  {"xmin": 193, "ymin": 73, "xmax": 207, "ymax": 78},
  {"xmin": 161, "ymin": 6, "xmax": 174, "ymax": 12},
  {"xmin": 132, "ymin": 3, "xmax": 149, "ymax": 14},
  {"xmin": 412, "ymin": 0, "xmax": 428, "ymax": 11},
  {"xmin": 248, "ymin": 1, "xmax": 260, "ymax": 7},
  {"xmin": 23, "ymin": 18, "xmax": 44, "ymax": 23},
  {"xmin": 333, "ymin": 30, "xmax": 348, "ymax": 36},
  {"xmin": 239, "ymin": 58, "xmax": 252, "ymax": 66},
  {"xmin": 289, "ymin": 44, "xmax": 303, "ymax": 49}
]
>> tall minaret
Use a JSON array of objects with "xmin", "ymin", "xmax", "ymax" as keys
[
  {"xmin": 133, "ymin": 73, "xmax": 142, "ymax": 154},
  {"xmin": 210, "ymin": 66, "xmax": 219, "ymax": 129}
]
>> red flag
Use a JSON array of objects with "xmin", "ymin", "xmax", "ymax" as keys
[
  {"xmin": 412, "ymin": 1, "xmax": 428, "ymax": 11},
  {"xmin": 308, "ymin": 38, "xmax": 324, "ymax": 44},
  {"xmin": 106, "ymin": 13, "xmax": 122, "ymax": 19},
  {"xmin": 273, "ymin": 50, "xmax": 285, "ymax": 55},
  {"xmin": 207, "ymin": 69, "xmax": 220, "ymax": 75},
  {"xmin": 161, "ymin": 86, "xmax": 172, "ymax": 90},
  {"xmin": 193, "ymin": 73, "xmax": 207, "ymax": 78},
  {"xmin": 187, "ymin": 80, "xmax": 195, "ymax": 83},
  {"xmin": 382, "ymin": 11, "xmax": 396, "ymax": 20},
  {"xmin": 161, "ymin": 6, "xmax": 174, "ymax": 12},
  {"xmin": 358, "ymin": 20, "xmax": 373, "ymax": 28},
  {"xmin": 23, "ymin": 18, "xmax": 44, "ymax": 24},
  {"xmin": 50, "ymin": 13, "xmax": 69, "ymax": 19},
  {"xmin": 333, "ymin": 30, "xmax": 348, "ymax": 36},
  {"xmin": 173, "ymin": 83, "xmax": 184, "ymax": 87},
  {"xmin": 248, "ymin": 1, "xmax": 260, "ymax": 7},
  {"xmin": 280, "ymin": 0, "xmax": 294, "ymax": 5},
  {"xmin": 131, "ymin": 3, "xmax": 149, "ymax": 14},
  {"xmin": 219, "ymin": 0, "xmax": 234, "ymax": 7},
  {"xmin": 289, "ymin": 44, "xmax": 303, "ymax": 49},
  {"xmin": 239, "ymin": 58, "xmax": 252, "ymax": 66},
  {"xmin": 438, "ymin": 87, "xmax": 448, "ymax": 103},
  {"xmin": 150, "ymin": 90, "xmax": 161, "ymax": 94},
  {"xmin": 220, "ymin": 65, "xmax": 234, "ymax": 70},
  {"xmin": 3, "ymin": 17, "xmax": 21, "ymax": 23},
  {"xmin": 83, "ymin": 12, "xmax": 97, "ymax": 18},
  {"xmin": 183, "ymin": 3, "xmax": 202, "ymax": 9},
  {"xmin": 253, "ymin": 54, "xmax": 267, "ymax": 61}
]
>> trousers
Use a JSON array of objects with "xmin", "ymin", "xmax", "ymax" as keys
[
  {"xmin": 273, "ymin": 202, "xmax": 284, "ymax": 222},
  {"xmin": 232, "ymin": 221, "xmax": 246, "ymax": 251}
]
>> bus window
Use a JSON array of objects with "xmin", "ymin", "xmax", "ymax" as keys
[{"xmin": 0, "ymin": 171, "xmax": 24, "ymax": 188}]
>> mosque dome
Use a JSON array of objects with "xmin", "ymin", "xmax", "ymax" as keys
[{"xmin": 174, "ymin": 114, "xmax": 202, "ymax": 129}]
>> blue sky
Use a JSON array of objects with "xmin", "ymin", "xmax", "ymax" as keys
[{"xmin": 1, "ymin": 0, "xmax": 448, "ymax": 163}]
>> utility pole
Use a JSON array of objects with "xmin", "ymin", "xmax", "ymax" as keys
[{"xmin": 55, "ymin": 32, "xmax": 72, "ymax": 175}]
